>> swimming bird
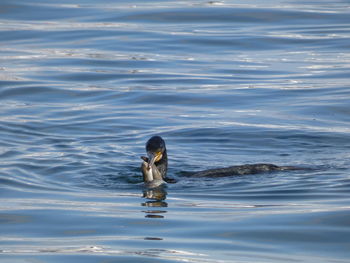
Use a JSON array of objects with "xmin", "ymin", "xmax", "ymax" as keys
[
  {"xmin": 140, "ymin": 135, "xmax": 168, "ymax": 187},
  {"xmin": 141, "ymin": 135, "xmax": 300, "ymax": 185}
]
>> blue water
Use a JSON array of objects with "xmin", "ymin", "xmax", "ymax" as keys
[{"xmin": 1, "ymin": 0, "xmax": 350, "ymax": 262}]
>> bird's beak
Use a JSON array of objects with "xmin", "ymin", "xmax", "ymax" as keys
[
  {"xmin": 147, "ymin": 151, "xmax": 162, "ymax": 170},
  {"xmin": 147, "ymin": 152, "xmax": 156, "ymax": 170}
]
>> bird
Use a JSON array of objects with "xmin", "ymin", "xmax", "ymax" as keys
[
  {"xmin": 140, "ymin": 135, "xmax": 300, "ymax": 186},
  {"xmin": 140, "ymin": 135, "xmax": 168, "ymax": 187}
]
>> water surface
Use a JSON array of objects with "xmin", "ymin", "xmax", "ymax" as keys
[{"xmin": 1, "ymin": 0, "xmax": 350, "ymax": 262}]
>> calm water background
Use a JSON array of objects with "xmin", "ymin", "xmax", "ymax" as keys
[{"xmin": 1, "ymin": 0, "xmax": 350, "ymax": 262}]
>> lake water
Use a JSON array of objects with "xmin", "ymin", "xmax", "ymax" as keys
[{"xmin": 1, "ymin": 0, "xmax": 350, "ymax": 262}]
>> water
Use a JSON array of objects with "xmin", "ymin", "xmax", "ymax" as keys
[{"xmin": 1, "ymin": 0, "xmax": 350, "ymax": 262}]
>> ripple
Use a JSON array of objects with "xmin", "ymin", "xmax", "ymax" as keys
[{"xmin": 1, "ymin": 1, "xmax": 350, "ymax": 262}]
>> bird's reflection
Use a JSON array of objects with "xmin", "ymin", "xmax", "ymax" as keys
[
  {"xmin": 143, "ymin": 186, "xmax": 167, "ymax": 201},
  {"xmin": 141, "ymin": 185, "xmax": 168, "ymax": 219}
]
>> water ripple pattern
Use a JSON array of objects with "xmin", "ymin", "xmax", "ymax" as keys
[{"xmin": 0, "ymin": 0, "xmax": 350, "ymax": 262}]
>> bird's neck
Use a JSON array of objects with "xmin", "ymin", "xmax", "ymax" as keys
[{"xmin": 155, "ymin": 149, "xmax": 168, "ymax": 178}]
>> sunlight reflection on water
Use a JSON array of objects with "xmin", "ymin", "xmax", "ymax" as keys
[{"xmin": 1, "ymin": 0, "xmax": 350, "ymax": 262}]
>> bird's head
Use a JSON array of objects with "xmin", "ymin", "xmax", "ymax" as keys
[{"xmin": 145, "ymin": 136, "xmax": 166, "ymax": 170}]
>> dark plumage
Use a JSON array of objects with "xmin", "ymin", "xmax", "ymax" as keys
[
  {"xmin": 145, "ymin": 136, "xmax": 168, "ymax": 179},
  {"xmin": 188, "ymin": 164, "xmax": 301, "ymax": 177},
  {"xmin": 141, "ymin": 136, "xmax": 301, "ymax": 184}
]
